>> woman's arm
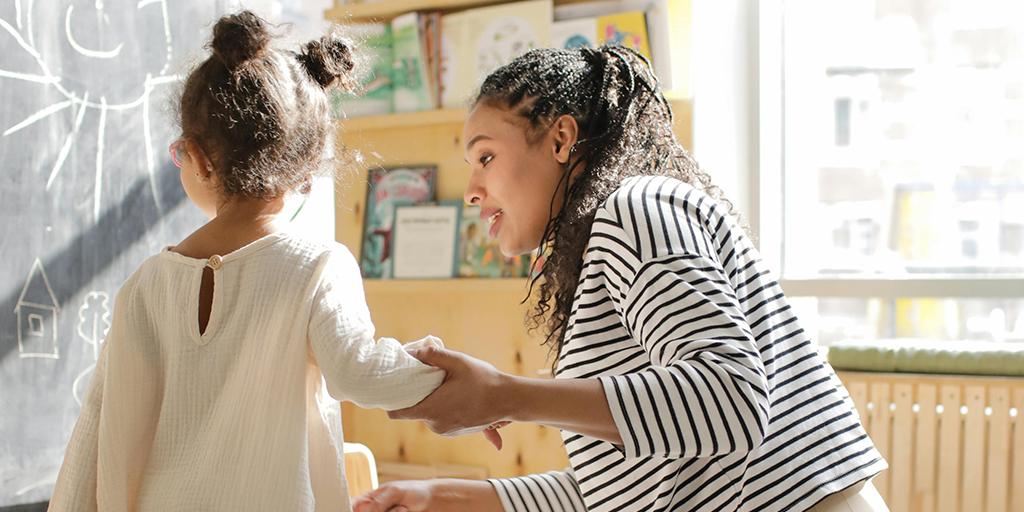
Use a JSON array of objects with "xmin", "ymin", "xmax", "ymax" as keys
[
  {"xmin": 354, "ymin": 478, "xmax": 502, "ymax": 512},
  {"xmin": 354, "ymin": 471, "xmax": 587, "ymax": 512},
  {"xmin": 387, "ymin": 346, "xmax": 620, "ymax": 445}
]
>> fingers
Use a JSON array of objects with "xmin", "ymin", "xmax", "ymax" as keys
[
  {"xmin": 353, "ymin": 485, "xmax": 404, "ymax": 512},
  {"xmin": 483, "ymin": 427, "xmax": 504, "ymax": 450},
  {"xmin": 408, "ymin": 345, "xmax": 458, "ymax": 367}
]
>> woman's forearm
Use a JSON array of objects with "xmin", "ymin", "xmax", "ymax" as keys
[
  {"xmin": 432, "ymin": 479, "xmax": 504, "ymax": 512},
  {"xmin": 500, "ymin": 376, "xmax": 623, "ymax": 445}
]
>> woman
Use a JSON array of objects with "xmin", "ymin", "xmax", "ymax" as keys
[{"xmin": 354, "ymin": 47, "xmax": 888, "ymax": 512}]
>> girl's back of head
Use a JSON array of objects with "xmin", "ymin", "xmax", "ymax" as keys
[{"xmin": 178, "ymin": 10, "xmax": 356, "ymax": 200}]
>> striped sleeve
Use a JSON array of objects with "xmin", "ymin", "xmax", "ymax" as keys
[
  {"xmin": 597, "ymin": 179, "xmax": 770, "ymax": 461},
  {"xmin": 488, "ymin": 469, "xmax": 587, "ymax": 512}
]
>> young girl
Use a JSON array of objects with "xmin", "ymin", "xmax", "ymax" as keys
[
  {"xmin": 49, "ymin": 11, "xmax": 444, "ymax": 512},
  {"xmin": 356, "ymin": 47, "xmax": 888, "ymax": 512}
]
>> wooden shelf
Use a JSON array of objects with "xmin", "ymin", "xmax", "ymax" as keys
[
  {"xmin": 364, "ymin": 277, "xmax": 531, "ymax": 294},
  {"xmin": 325, "ymin": 0, "xmax": 505, "ymax": 22},
  {"xmin": 340, "ymin": 108, "xmax": 468, "ymax": 131},
  {"xmin": 340, "ymin": 98, "xmax": 692, "ymax": 132}
]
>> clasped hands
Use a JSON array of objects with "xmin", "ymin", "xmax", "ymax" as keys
[{"xmin": 389, "ymin": 345, "xmax": 514, "ymax": 450}]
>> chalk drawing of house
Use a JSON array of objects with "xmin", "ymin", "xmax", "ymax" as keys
[{"xmin": 15, "ymin": 259, "xmax": 60, "ymax": 359}]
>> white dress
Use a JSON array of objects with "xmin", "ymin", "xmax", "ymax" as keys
[{"xmin": 49, "ymin": 231, "xmax": 444, "ymax": 511}]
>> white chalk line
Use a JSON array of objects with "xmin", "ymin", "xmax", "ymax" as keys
[
  {"xmin": 3, "ymin": 100, "xmax": 72, "ymax": 136},
  {"xmin": 94, "ymin": 97, "xmax": 108, "ymax": 222},
  {"xmin": 65, "ymin": 5, "xmax": 124, "ymax": 59},
  {"xmin": 47, "ymin": 92, "xmax": 90, "ymax": 190}
]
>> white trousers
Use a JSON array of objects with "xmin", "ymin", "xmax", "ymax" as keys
[{"xmin": 809, "ymin": 481, "xmax": 890, "ymax": 512}]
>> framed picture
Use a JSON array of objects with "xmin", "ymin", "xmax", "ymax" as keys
[
  {"xmin": 391, "ymin": 202, "xmax": 462, "ymax": 279},
  {"xmin": 457, "ymin": 205, "xmax": 532, "ymax": 278},
  {"xmin": 360, "ymin": 166, "xmax": 438, "ymax": 278}
]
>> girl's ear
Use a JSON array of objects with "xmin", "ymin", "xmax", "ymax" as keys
[
  {"xmin": 186, "ymin": 140, "xmax": 215, "ymax": 180},
  {"xmin": 551, "ymin": 114, "xmax": 580, "ymax": 165}
]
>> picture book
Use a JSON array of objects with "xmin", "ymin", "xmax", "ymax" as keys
[
  {"xmin": 597, "ymin": 11, "xmax": 651, "ymax": 61},
  {"xmin": 441, "ymin": 0, "xmax": 552, "ymax": 108},
  {"xmin": 392, "ymin": 202, "xmax": 462, "ymax": 279},
  {"xmin": 552, "ymin": 18, "xmax": 598, "ymax": 49},
  {"xmin": 392, "ymin": 12, "xmax": 434, "ymax": 112},
  {"xmin": 331, "ymin": 23, "xmax": 393, "ymax": 118},
  {"xmin": 360, "ymin": 166, "xmax": 438, "ymax": 278}
]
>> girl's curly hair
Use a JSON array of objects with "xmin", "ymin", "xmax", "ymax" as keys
[
  {"xmin": 177, "ymin": 10, "xmax": 359, "ymax": 199},
  {"xmin": 475, "ymin": 46, "xmax": 735, "ymax": 368}
]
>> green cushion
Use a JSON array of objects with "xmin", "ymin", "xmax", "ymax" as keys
[{"xmin": 827, "ymin": 339, "xmax": 1024, "ymax": 377}]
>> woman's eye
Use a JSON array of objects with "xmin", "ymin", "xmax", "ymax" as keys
[{"xmin": 480, "ymin": 154, "xmax": 494, "ymax": 166}]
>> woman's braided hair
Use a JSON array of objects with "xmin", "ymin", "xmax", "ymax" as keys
[{"xmin": 475, "ymin": 46, "xmax": 735, "ymax": 368}]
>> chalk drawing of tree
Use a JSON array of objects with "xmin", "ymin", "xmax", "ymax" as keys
[
  {"xmin": 76, "ymin": 291, "xmax": 110, "ymax": 360},
  {"xmin": 72, "ymin": 291, "xmax": 110, "ymax": 405}
]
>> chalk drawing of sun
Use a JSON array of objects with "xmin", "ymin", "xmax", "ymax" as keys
[{"xmin": 0, "ymin": 0, "xmax": 178, "ymax": 220}]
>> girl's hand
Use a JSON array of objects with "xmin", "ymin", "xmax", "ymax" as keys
[{"xmin": 388, "ymin": 346, "xmax": 514, "ymax": 448}]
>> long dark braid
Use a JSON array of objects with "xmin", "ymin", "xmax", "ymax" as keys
[{"xmin": 475, "ymin": 46, "xmax": 734, "ymax": 368}]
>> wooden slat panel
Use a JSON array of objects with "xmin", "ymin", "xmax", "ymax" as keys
[
  {"xmin": 891, "ymin": 383, "xmax": 914, "ymax": 512},
  {"xmin": 870, "ymin": 382, "xmax": 893, "ymax": 503},
  {"xmin": 1012, "ymin": 390, "xmax": 1024, "ymax": 512},
  {"xmin": 849, "ymin": 380, "xmax": 869, "ymax": 426},
  {"xmin": 962, "ymin": 386, "xmax": 986, "ymax": 511},
  {"xmin": 937, "ymin": 385, "xmax": 962, "ymax": 512},
  {"xmin": 915, "ymin": 383, "xmax": 938, "ymax": 512},
  {"xmin": 986, "ymin": 388, "xmax": 1010, "ymax": 512}
]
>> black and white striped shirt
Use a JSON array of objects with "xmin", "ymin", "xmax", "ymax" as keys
[{"xmin": 488, "ymin": 176, "xmax": 886, "ymax": 511}]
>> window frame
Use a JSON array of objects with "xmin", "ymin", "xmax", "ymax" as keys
[{"xmin": 752, "ymin": 0, "xmax": 1024, "ymax": 300}]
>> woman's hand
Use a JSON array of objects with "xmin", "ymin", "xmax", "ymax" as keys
[
  {"xmin": 389, "ymin": 346, "xmax": 513, "ymax": 448},
  {"xmin": 352, "ymin": 479, "xmax": 503, "ymax": 512},
  {"xmin": 352, "ymin": 480, "xmax": 432, "ymax": 512}
]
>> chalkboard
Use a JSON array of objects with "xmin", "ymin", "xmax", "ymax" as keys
[{"xmin": 0, "ymin": 1, "xmax": 233, "ymax": 507}]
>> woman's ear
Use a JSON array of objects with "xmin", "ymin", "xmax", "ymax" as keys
[{"xmin": 551, "ymin": 114, "xmax": 579, "ymax": 165}]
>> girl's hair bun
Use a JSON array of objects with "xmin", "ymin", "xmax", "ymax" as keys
[
  {"xmin": 210, "ymin": 10, "xmax": 272, "ymax": 71},
  {"xmin": 298, "ymin": 32, "xmax": 358, "ymax": 91}
]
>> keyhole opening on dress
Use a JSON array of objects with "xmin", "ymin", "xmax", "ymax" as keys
[{"xmin": 198, "ymin": 267, "xmax": 215, "ymax": 335}]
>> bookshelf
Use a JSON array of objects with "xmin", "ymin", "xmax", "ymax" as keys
[
  {"xmin": 325, "ymin": 0, "xmax": 693, "ymax": 484},
  {"xmin": 325, "ymin": 0, "xmax": 590, "ymax": 23}
]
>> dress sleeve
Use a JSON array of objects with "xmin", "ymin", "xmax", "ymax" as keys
[
  {"xmin": 48, "ymin": 336, "xmax": 109, "ymax": 511},
  {"xmin": 488, "ymin": 469, "xmax": 587, "ymax": 512},
  {"xmin": 307, "ymin": 247, "xmax": 444, "ymax": 410}
]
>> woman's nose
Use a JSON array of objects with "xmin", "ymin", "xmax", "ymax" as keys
[{"xmin": 464, "ymin": 170, "xmax": 485, "ymax": 206}]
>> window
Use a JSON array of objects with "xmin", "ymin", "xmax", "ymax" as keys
[
  {"xmin": 759, "ymin": 0, "xmax": 1024, "ymax": 344},
  {"xmin": 27, "ymin": 313, "xmax": 45, "ymax": 337}
]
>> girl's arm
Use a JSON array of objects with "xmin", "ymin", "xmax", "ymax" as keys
[{"xmin": 308, "ymin": 247, "xmax": 444, "ymax": 410}]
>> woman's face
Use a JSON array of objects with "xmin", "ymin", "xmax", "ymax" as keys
[{"xmin": 462, "ymin": 102, "xmax": 577, "ymax": 257}]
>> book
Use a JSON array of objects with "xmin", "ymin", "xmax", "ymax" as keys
[
  {"xmin": 392, "ymin": 202, "xmax": 462, "ymax": 279},
  {"xmin": 331, "ymin": 23, "xmax": 393, "ymax": 118},
  {"xmin": 392, "ymin": 12, "xmax": 435, "ymax": 112},
  {"xmin": 457, "ymin": 206, "xmax": 533, "ymax": 278},
  {"xmin": 441, "ymin": 0, "xmax": 553, "ymax": 108},
  {"xmin": 554, "ymin": 0, "xmax": 680, "ymax": 93},
  {"xmin": 597, "ymin": 11, "xmax": 651, "ymax": 62},
  {"xmin": 360, "ymin": 166, "xmax": 438, "ymax": 278},
  {"xmin": 552, "ymin": 18, "xmax": 598, "ymax": 49},
  {"xmin": 419, "ymin": 12, "xmax": 443, "ymax": 106}
]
